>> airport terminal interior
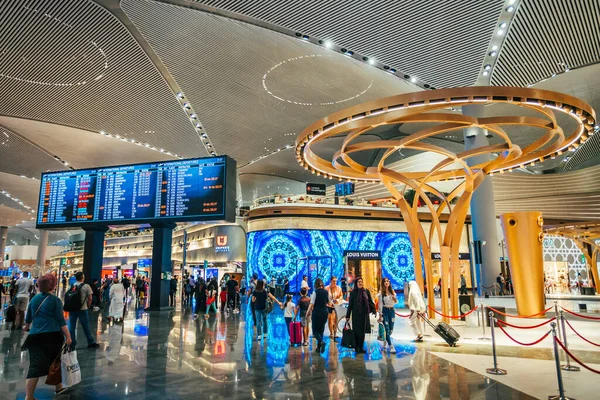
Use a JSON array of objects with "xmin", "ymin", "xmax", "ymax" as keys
[{"xmin": 2, "ymin": 0, "xmax": 600, "ymax": 399}]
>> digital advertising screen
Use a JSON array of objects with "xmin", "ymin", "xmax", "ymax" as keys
[
  {"xmin": 335, "ymin": 182, "xmax": 354, "ymax": 196},
  {"xmin": 36, "ymin": 156, "xmax": 236, "ymax": 228}
]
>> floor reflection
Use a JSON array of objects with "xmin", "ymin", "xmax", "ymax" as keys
[{"xmin": 0, "ymin": 297, "xmax": 534, "ymax": 399}]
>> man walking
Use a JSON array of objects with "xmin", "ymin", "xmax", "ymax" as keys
[
  {"xmin": 14, "ymin": 272, "xmax": 34, "ymax": 329},
  {"xmin": 459, "ymin": 274, "xmax": 468, "ymax": 295},
  {"xmin": 67, "ymin": 272, "xmax": 99, "ymax": 349}
]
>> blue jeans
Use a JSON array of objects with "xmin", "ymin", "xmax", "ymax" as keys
[
  {"xmin": 69, "ymin": 310, "xmax": 96, "ymax": 347},
  {"xmin": 382, "ymin": 307, "xmax": 395, "ymax": 346},
  {"xmin": 255, "ymin": 310, "xmax": 267, "ymax": 336}
]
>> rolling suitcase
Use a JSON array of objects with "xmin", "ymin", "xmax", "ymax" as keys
[
  {"xmin": 290, "ymin": 321, "xmax": 302, "ymax": 345},
  {"xmin": 424, "ymin": 316, "xmax": 460, "ymax": 347}
]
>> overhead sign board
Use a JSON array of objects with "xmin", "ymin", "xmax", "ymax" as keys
[{"xmin": 306, "ymin": 183, "xmax": 326, "ymax": 196}]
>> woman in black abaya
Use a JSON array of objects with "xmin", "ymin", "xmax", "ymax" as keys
[{"xmin": 345, "ymin": 277, "xmax": 376, "ymax": 353}]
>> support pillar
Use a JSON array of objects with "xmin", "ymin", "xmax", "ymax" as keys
[
  {"xmin": 147, "ymin": 223, "xmax": 176, "ymax": 311},
  {"xmin": 0, "ymin": 226, "xmax": 7, "ymax": 267},
  {"xmin": 36, "ymin": 230, "xmax": 49, "ymax": 273},
  {"xmin": 463, "ymin": 104, "xmax": 501, "ymax": 293},
  {"xmin": 82, "ymin": 227, "xmax": 108, "ymax": 284}
]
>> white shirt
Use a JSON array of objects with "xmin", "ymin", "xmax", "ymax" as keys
[
  {"xmin": 284, "ymin": 302, "xmax": 296, "ymax": 318},
  {"xmin": 301, "ymin": 280, "xmax": 309, "ymax": 289},
  {"xmin": 378, "ymin": 293, "xmax": 398, "ymax": 314},
  {"xmin": 15, "ymin": 278, "xmax": 34, "ymax": 298}
]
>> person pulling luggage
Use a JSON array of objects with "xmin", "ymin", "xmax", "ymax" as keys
[{"xmin": 407, "ymin": 281, "xmax": 426, "ymax": 342}]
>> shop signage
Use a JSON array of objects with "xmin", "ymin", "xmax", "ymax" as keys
[
  {"xmin": 215, "ymin": 235, "xmax": 230, "ymax": 253},
  {"xmin": 431, "ymin": 253, "xmax": 470, "ymax": 260},
  {"xmin": 306, "ymin": 183, "xmax": 326, "ymax": 196},
  {"xmin": 344, "ymin": 250, "xmax": 381, "ymax": 259}
]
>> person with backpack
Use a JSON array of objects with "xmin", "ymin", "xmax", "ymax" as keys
[
  {"xmin": 14, "ymin": 272, "xmax": 34, "ymax": 330},
  {"xmin": 64, "ymin": 272, "xmax": 99, "ymax": 349}
]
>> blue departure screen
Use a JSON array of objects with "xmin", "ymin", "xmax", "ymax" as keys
[{"xmin": 37, "ymin": 156, "xmax": 234, "ymax": 227}]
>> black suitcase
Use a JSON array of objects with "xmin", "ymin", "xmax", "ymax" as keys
[{"xmin": 424, "ymin": 316, "xmax": 460, "ymax": 347}]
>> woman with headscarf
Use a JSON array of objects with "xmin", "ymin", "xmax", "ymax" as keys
[
  {"xmin": 109, "ymin": 277, "xmax": 125, "ymax": 323},
  {"xmin": 408, "ymin": 280, "xmax": 426, "ymax": 342},
  {"xmin": 345, "ymin": 277, "xmax": 376, "ymax": 353}
]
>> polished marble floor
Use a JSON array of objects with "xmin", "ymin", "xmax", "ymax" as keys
[{"xmin": 0, "ymin": 296, "xmax": 570, "ymax": 399}]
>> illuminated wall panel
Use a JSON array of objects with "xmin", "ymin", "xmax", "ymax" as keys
[{"xmin": 247, "ymin": 229, "xmax": 415, "ymax": 292}]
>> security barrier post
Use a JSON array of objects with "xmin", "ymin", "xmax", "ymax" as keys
[
  {"xmin": 486, "ymin": 311, "xmax": 507, "ymax": 375},
  {"xmin": 559, "ymin": 311, "xmax": 580, "ymax": 372},
  {"xmin": 549, "ymin": 322, "xmax": 574, "ymax": 400}
]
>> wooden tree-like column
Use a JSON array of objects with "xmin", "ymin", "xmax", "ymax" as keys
[{"xmin": 296, "ymin": 87, "xmax": 596, "ymax": 319}]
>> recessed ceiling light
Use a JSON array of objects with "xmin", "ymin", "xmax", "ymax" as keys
[
  {"xmin": 497, "ymin": 29, "xmax": 505, "ymax": 36},
  {"xmin": 484, "ymin": 64, "xmax": 492, "ymax": 70},
  {"xmin": 499, "ymin": 22, "xmax": 507, "ymax": 29},
  {"xmin": 491, "ymin": 45, "xmax": 499, "ymax": 51},
  {"xmin": 410, "ymin": 77, "xmax": 417, "ymax": 83},
  {"xmin": 176, "ymin": 92, "xmax": 184, "ymax": 99},
  {"xmin": 183, "ymin": 103, "xmax": 191, "ymax": 109},
  {"xmin": 489, "ymin": 51, "xmax": 498, "ymax": 57},
  {"xmin": 508, "ymin": 0, "xmax": 516, "ymax": 4},
  {"xmin": 324, "ymin": 40, "xmax": 333, "ymax": 48},
  {"xmin": 368, "ymin": 58, "xmax": 375, "ymax": 65},
  {"xmin": 190, "ymin": 114, "xmax": 197, "ymax": 119},
  {"xmin": 99, "ymin": 130, "xmax": 106, "ymax": 135},
  {"xmin": 506, "ymin": 5, "xmax": 515, "ymax": 12},
  {"xmin": 483, "ymin": 71, "xmax": 489, "ymax": 76}
]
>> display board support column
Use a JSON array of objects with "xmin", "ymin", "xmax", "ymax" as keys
[
  {"xmin": 82, "ymin": 226, "xmax": 108, "ymax": 284},
  {"xmin": 147, "ymin": 223, "xmax": 176, "ymax": 311}
]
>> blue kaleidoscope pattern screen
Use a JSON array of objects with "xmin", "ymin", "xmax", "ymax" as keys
[{"xmin": 247, "ymin": 229, "xmax": 415, "ymax": 292}]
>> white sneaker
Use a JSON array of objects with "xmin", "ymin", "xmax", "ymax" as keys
[{"xmin": 389, "ymin": 346, "xmax": 396, "ymax": 354}]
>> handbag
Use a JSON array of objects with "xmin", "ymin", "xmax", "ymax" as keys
[
  {"xmin": 341, "ymin": 321, "xmax": 355, "ymax": 348},
  {"xmin": 377, "ymin": 321, "xmax": 386, "ymax": 342},
  {"xmin": 46, "ymin": 344, "xmax": 67, "ymax": 385},
  {"xmin": 61, "ymin": 348, "xmax": 81, "ymax": 388}
]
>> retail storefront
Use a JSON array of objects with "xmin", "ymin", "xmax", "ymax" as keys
[{"xmin": 543, "ymin": 235, "xmax": 593, "ymax": 293}]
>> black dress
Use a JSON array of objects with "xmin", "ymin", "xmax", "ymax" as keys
[
  {"xmin": 345, "ymin": 288, "xmax": 375, "ymax": 351},
  {"xmin": 311, "ymin": 288, "xmax": 329, "ymax": 344}
]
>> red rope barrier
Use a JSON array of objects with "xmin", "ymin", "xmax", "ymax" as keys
[
  {"xmin": 394, "ymin": 311, "xmax": 410, "ymax": 318},
  {"xmin": 427, "ymin": 304, "xmax": 479, "ymax": 319},
  {"xmin": 564, "ymin": 319, "xmax": 600, "ymax": 347},
  {"xmin": 497, "ymin": 323, "xmax": 551, "ymax": 346},
  {"xmin": 497, "ymin": 317, "xmax": 556, "ymax": 329},
  {"xmin": 488, "ymin": 306, "xmax": 552, "ymax": 319},
  {"xmin": 555, "ymin": 337, "xmax": 600, "ymax": 374},
  {"xmin": 560, "ymin": 307, "xmax": 600, "ymax": 320}
]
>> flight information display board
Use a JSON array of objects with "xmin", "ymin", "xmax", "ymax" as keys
[{"xmin": 36, "ymin": 156, "xmax": 236, "ymax": 228}]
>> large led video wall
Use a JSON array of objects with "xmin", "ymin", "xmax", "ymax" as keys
[{"xmin": 247, "ymin": 229, "xmax": 415, "ymax": 292}]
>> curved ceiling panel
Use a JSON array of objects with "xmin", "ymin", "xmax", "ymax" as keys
[
  {"xmin": 0, "ymin": 125, "xmax": 65, "ymax": 178},
  {"xmin": 121, "ymin": 0, "xmax": 417, "ymax": 166},
  {"xmin": 0, "ymin": 0, "xmax": 205, "ymax": 157},
  {"xmin": 0, "ymin": 117, "xmax": 178, "ymax": 171},
  {"xmin": 191, "ymin": 0, "xmax": 505, "ymax": 88},
  {"xmin": 492, "ymin": 0, "xmax": 600, "ymax": 87},
  {"xmin": 0, "ymin": 171, "xmax": 43, "ymax": 219}
]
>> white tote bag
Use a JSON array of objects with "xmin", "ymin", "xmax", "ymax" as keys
[{"xmin": 61, "ymin": 350, "xmax": 81, "ymax": 387}]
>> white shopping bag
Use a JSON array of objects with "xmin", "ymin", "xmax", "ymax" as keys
[{"xmin": 61, "ymin": 350, "xmax": 81, "ymax": 387}]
